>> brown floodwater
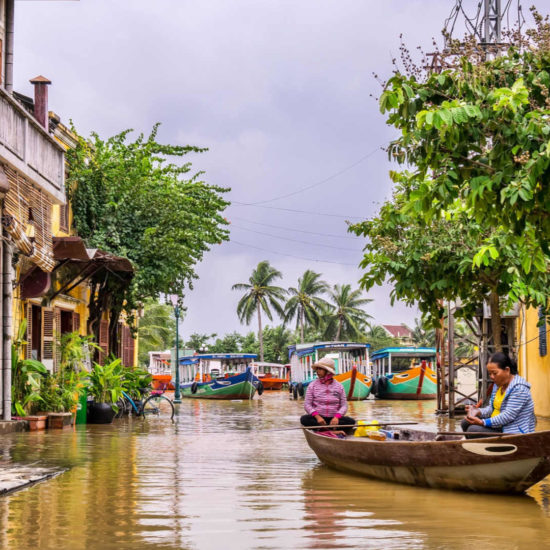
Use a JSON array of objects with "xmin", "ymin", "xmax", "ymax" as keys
[{"xmin": 1, "ymin": 393, "xmax": 549, "ymax": 550}]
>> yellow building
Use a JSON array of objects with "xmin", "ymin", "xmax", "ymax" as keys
[{"xmin": 518, "ymin": 306, "xmax": 550, "ymax": 418}]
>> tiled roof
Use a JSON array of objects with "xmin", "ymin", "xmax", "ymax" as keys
[{"xmin": 382, "ymin": 324, "xmax": 412, "ymax": 338}]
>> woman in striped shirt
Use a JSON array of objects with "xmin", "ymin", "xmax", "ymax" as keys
[
  {"xmin": 300, "ymin": 357, "xmax": 355, "ymax": 433},
  {"xmin": 461, "ymin": 352, "xmax": 536, "ymax": 437}
]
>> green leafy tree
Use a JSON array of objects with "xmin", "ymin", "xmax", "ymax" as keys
[
  {"xmin": 324, "ymin": 284, "xmax": 372, "ymax": 341},
  {"xmin": 240, "ymin": 332, "xmax": 259, "ymax": 355},
  {"xmin": 185, "ymin": 333, "xmax": 217, "ymax": 353},
  {"xmin": 411, "ymin": 318, "xmax": 435, "ymax": 347},
  {"xmin": 209, "ymin": 332, "xmax": 243, "ymax": 354},
  {"xmin": 367, "ymin": 19, "xmax": 550, "ymax": 346},
  {"xmin": 284, "ymin": 270, "xmax": 329, "ymax": 343},
  {"xmin": 137, "ymin": 299, "xmax": 175, "ymax": 366},
  {"xmin": 66, "ymin": 125, "xmax": 229, "ymax": 357},
  {"xmin": 261, "ymin": 325, "xmax": 292, "ymax": 363},
  {"xmin": 232, "ymin": 261, "xmax": 287, "ymax": 361},
  {"xmin": 363, "ymin": 324, "xmax": 398, "ymax": 352}
]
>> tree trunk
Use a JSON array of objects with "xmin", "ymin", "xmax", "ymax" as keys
[
  {"xmin": 335, "ymin": 316, "xmax": 342, "ymax": 341},
  {"xmin": 489, "ymin": 290, "xmax": 503, "ymax": 353},
  {"xmin": 300, "ymin": 306, "xmax": 304, "ymax": 344},
  {"xmin": 257, "ymin": 302, "xmax": 264, "ymax": 362},
  {"xmin": 108, "ymin": 307, "xmax": 122, "ymax": 358}
]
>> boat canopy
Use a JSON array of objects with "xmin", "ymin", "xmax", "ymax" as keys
[
  {"xmin": 371, "ymin": 347, "xmax": 436, "ymax": 362},
  {"xmin": 179, "ymin": 353, "xmax": 257, "ymax": 364},
  {"xmin": 288, "ymin": 341, "xmax": 370, "ymax": 359}
]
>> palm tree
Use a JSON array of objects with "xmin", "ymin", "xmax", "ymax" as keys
[
  {"xmin": 137, "ymin": 299, "xmax": 175, "ymax": 366},
  {"xmin": 284, "ymin": 270, "xmax": 330, "ymax": 343},
  {"xmin": 324, "ymin": 284, "xmax": 372, "ymax": 341},
  {"xmin": 411, "ymin": 318, "xmax": 435, "ymax": 347},
  {"xmin": 232, "ymin": 261, "xmax": 287, "ymax": 361}
]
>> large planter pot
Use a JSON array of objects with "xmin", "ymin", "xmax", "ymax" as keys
[
  {"xmin": 23, "ymin": 415, "xmax": 48, "ymax": 431},
  {"xmin": 87, "ymin": 402, "xmax": 116, "ymax": 424},
  {"xmin": 47, "ymin": 412, "xmax": 73, "ymax": 429}
]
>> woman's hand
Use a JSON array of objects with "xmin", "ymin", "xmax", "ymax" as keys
[
  {"xmin": 465, "ymin": 405, "xmax": 480, "ymax": 418},
  {"xmin": 329, "ymin": 417, "xmax": 340, "ymax": 427},
  {"xmin": 315, "ymin": 414, "xmax": 326, "ymax": 425},
  {"xmin": 466, "ymin": 415, "xmax": 484, "ymax": 426}
]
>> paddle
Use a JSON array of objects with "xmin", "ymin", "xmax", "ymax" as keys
[
  {"xmin": 263, "ymin": 421, "xmax": 418, "ymax": 432},
  {"xmin": 436, "ymin": 431, "xmax": 506, "ymax": 437}
]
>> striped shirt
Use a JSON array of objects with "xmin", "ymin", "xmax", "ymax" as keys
[
  {"xmin": 304, "ymin": 378, "xmax": 348, "ymax": 418},
  {"xmin": 480, "ymin": 375, "xmax": 536, "ymax": 434}
]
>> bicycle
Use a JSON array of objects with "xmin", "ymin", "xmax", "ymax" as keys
[{"xmin": 119, "ymin": 384, "xmax": 175, "ymax": 421}]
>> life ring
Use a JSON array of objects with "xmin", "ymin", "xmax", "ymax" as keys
[
  {"xmin": 257, "ymin": 381, "xmax": 264, "ymax": 396},
  {"xmin": 191, "ymin": 381, "xmax": 198, "ymax": 394},
  {"xmin": 377, "ymin": 376, "xmax": 388, "ymax": 395},
  {"xmin": 297, "ymin": 382, "xmax": 304, "ymax": 397},
  {"xmin": 370, "ymin": 377, "xmax": 378, "ymax": 396}
]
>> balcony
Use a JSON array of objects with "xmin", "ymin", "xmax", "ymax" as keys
[{"xmin": 0, "ymin": 86, "xmax": 65, "ymax": 204}]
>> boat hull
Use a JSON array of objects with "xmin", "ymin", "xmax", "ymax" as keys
[
  {"xmin": 335, "ymin": 370, "xmax": 372, "ymax": 400},
  {"xmin": 376, "ymin": 366, "xmax": 437, "ymax": 400},
  {"xmin": 304, "ymin": 429, "xmax": 550, "ymax": 494},
  {"xmin": 180, "ymin": 369, "xmax": 259, "ymax": 400},
  {"xmin": 151, "ymin": 374, "xmax": 172, "ymax": 391},
  {"xmin": 260, "ymin": 377, "xmax": 288, "ymax": 390}
]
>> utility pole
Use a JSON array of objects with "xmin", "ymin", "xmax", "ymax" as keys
[{"xmin": 482, "ymin": 0, "xmax": 502, "ymax": 45}]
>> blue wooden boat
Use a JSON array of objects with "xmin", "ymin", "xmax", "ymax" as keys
[{"xmin": 178, "ymin": 354, "xmax": 262, "ymax": 400}]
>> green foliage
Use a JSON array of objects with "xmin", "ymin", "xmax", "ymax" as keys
[
  {"xmin": 66, "ymin": 124, "xmax": 230, "ymax": 349},
  {"xmin": 88, "ymin": 358, "xmax": 125, "ymax": 405},
  {"xmin": 284, "ymin": 270, "xmax": 329, "ymax": 343},
  {"xmin": 185, "ymin": 332, "xmax": 217, "ymax": 353},
  {"xmin": 209, "ymin": 332, "xmax": 244, "ymax": 354},
  {"xmin": 121, "ymin": 366, "xmax": 152, "ymax": 400},
  {"xmin": 323, "ymin": 284, "xmax": 372, "ymax": 341},
  {"xmin": 364, "ymin": 36, "xmax": 550, "ymax": 325},
  {"xmin": 137, "ymin": 299, "xmax": 176, "ymax": 365},
  {"xmin": 410, "ymin": 318, "xmax": 435, "ymax": 348},
  {"xmin": 232, "ymin": 260, "xmax": 287, "ymax": 361},
  {"xmin": 11, "ymin": 320, "xmax": 48, "ymax": 416},
  {"xmin": 362, "ymin": 324, "xmax": 398, "ymax": 352}
]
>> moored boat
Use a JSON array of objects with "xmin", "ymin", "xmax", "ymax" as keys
[
  {"xmin": 288, "ymin": 342, "xmax": 372, "ymax": 400},
  {"xmin": 178, "ymin": 353, "xmax": 261, "ymax": 400},
  {"xmin": 252, "ymin": 362, "xmax": 289, "ymax": 390},
  {"xmin": 303, "ymin": 427, "xmax": 550, "ymax": 494},
  {"xmin": 371, "ymin": 347, "xmax": 437, "ymax": 400}
]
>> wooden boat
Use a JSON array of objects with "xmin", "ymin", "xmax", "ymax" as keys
[
  {"xmin": 303, "ymin": 426, "xmax": 550, "ymax": 494},
  {"xmin": 371, "ymin": 347, "xmax": 437, "ymax": 400},
  {"xmin": 147, "ymin": 351, "xmax": 175, "ymax": 390},
  {"xmin": 178, "ymin": 353, "xmax": 261, "ymax": 400},
  {"xmin": 288, "ymin": 342, "xmax": 371, "ymax": 400},
  {"xmin": 252, "ymin": 362, "xmax": 289, "ymax": 390}
]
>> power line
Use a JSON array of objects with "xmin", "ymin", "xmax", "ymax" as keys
[
  {"xmin": 228, "ymin": 239, "xmax": 360, "ymax": 266},
  {"xmin": 237, "ymin": 146, "xmax": 383, "ymax": 205},
  {"xmin": 230, "ymin": 202, "xmax": 364, "ymax": 220},
  {"xmin": 230, "ymin": 215, "xmax": 361, "ymax": 239},
  {"xmin": 230, "ymin": 224, "xmax": 363, "ymax": 251}
]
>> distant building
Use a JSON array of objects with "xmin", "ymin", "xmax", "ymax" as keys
[{"xmin": 382, "ymin": 324, "xmax": 413, "ymax": 346}]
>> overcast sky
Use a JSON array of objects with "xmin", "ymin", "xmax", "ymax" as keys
[{"xmin": 15, "ymin": 1, "xmax": 486, "ymax": 340}]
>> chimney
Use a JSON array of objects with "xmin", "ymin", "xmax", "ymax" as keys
[{"xmin": 30, "ymin": 75, "xmax": 52, "ymax": 130}]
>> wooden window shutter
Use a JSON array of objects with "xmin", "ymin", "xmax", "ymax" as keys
[
  {"xmin": 121, "ymin": 326, "xmax": 135, "ymax": 367},
  {"xmin": 98, "ymin": 319, "xmax": 109, "ymax": 365},
  {"xmin": 25, "ymin": 303, "xmax": 33, "ymax": 359},
  {"xmin": 42, "ymin": 308, "xmax": 54, "ymax": 361},
  {"xmin": 73, "ymin": 312, "xmax": 81, "ymax": 333},
  {"xmin": 127, "ymin": 333, "xmax": 135, "ymax": 368},
  {"xmin": 117, "ymin": 322, "xmax": 123, "ymax": 360},
  {"xmin": 54, "ymin": 308, "xmax": 61, "ymax": 370}
]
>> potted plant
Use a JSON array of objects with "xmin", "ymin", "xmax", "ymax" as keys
[
  {"xmin": 11, "ymin": 320, "xmax": 48, "ymax": 429},
  {"xmin": 87, "ymin": 358, "xmax": 125, "ymax": 424}
]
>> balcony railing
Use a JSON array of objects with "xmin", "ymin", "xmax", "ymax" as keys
[{"xmin": 0, "ymin": 87, "xmax": 65, "ymax": 204}]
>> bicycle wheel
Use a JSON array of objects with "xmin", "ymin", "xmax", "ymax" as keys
[{"xmin": 141, "ymin": 394, "xmax": 175, "ymax": 420}]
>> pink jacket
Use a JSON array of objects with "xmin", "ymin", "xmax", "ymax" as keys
[{"xmin": 304, "ymin": 378, "xmax": 348, "ymax": 418}]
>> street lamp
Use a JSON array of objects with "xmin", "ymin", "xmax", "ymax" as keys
[{"xmin": 169, "ymin": 295, "xmax": 182, "ymax": 403}]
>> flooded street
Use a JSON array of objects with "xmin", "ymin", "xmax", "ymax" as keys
[{"xmin": 1, "ymin": 393, "xmax": 550, "ymax": 550}]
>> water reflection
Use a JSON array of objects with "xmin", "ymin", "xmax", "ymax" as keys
[{"xmin": 0, "ymin": 393, "xmax": 549, "ymax": 549}]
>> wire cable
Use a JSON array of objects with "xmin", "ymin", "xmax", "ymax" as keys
[
  {"xmin": 236, "ymin": 145, "xmax": 383, "ymax": 206},
  {"xmin": 230, "ymin": 215, "xmax": 361, "ymax": 239},
  {"xmin": 228, "ymin": 239, "xmax": 360, "ymax": 266},
  {"xmin": 230, "ymin": 224, "xmax": 363, "ymax": 251},
  {"xmin": 230, "ymin": 202, "xmax": 364, "ymax": 220}
]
